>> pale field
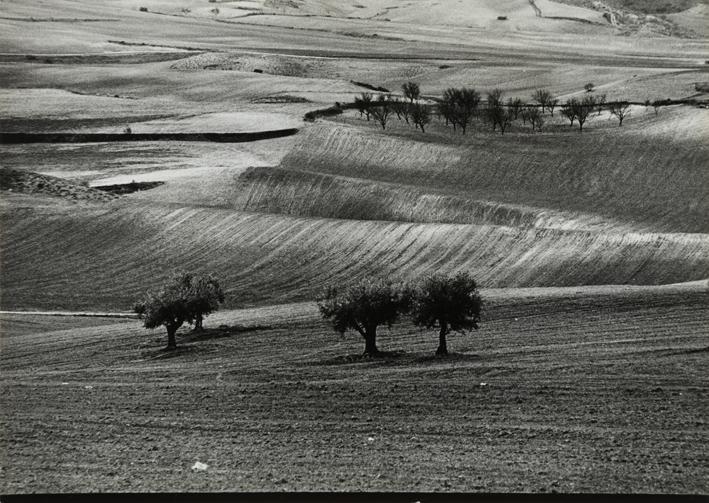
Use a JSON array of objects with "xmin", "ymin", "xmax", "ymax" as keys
[{"xmin": 1, "ymin": 0, "xmax": 708, "ymax": 493}]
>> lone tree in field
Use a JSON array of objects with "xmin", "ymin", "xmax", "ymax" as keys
[
  {"xmin": 402, "ymin": 81, "xmax": 421, "ymax": 104},
  {"xmin": 318, "ymin": 279, "xmax": 409, "ymax": 356},
  {"xmin": 410, "ymin": 273, "xmax": 482, "ymax": 356},
  {"xmin": 411, "ymin": 103, "xmax": 431, "ymax": 133},
  {"xmin": 584, "ymin": 82, "xmax": 595, "ymax": 93},
  {"xmin": 609, "ymin": 101, "xmax": 631, "ymax": 126},
  {"xmin": 133, "ymin": 272, "xmax": 225, "ymax": 350},
  {"xmin": 369, "ymin": 94, "xmax": 392, "ymax": 130}
]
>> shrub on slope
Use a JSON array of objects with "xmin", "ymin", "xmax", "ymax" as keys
[{"xmin": 0, "ymin": 168, "xmax": 116, "ymax": 202}]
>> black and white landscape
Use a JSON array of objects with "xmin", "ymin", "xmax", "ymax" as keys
[{"xmin": 1, "ymin": 0, "xmax": 708, "ymax": 494}]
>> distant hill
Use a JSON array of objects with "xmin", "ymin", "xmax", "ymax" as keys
[
  {"xmin": 556, "ymin": 0, "xmax": 707, "ymax": 13},
  {"xmin": 555, "ymin": 0, "xmax": 708, "ymax": 36}
]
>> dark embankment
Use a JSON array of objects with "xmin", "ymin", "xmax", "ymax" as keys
[{"xmin": 0, "ymin": 129, "xmax": 299, "ymax": 144}]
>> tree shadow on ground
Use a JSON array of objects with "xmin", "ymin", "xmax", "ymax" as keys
[
  {"xmin": 314, "ymin": 351, "xmax": 481, "ymax": 367},
  {"xmin": 180, "ymin": 324, "xmax": 272, "ymax": 344},
  {"xmin": 413, "ymin": 352, "xmax": 481, "ymax": 365},
  {"xmin": 317, "ymin": 350, "xmax": 407, "ymax": 366},
  {"xmin": 140, "ymin": 324, "xmax": 272, "ymax": 358},
  {"xmin": 142, "ymin": 345, "xmax": 197, "ymax": 360}
]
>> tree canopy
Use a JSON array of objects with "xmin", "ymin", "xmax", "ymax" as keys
[
  {"xmin": 317, "ymin": 279, "xmax": 410, "ymax": 356},
  {"xmin": 134, "ymin": 272, "xmax": 225, "ymax": 349},
  {"xmin": 410, "ymin": 273, "xmax": 482, "ymax": 356},
  {"xmin": 402, "ymin": 81, "xmax": 421, "ymax": 103}
]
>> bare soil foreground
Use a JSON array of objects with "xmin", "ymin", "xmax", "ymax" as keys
[{"xmin": 1, "ymin": 285, "xmax": 707, "ymax": 493}]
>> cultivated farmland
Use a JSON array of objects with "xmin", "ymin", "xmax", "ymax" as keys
[{"xmin": 0, "ymin": 0, "xmax": 708, "ymax": 494}]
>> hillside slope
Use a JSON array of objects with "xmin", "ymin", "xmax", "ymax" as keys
[
  {"xmin": 2, "ymin": 197, "xmax": 708, "ymax": 311},
  {"xmin": 281, "ymin": 120, "xmax": 709, "ymax": 233}
]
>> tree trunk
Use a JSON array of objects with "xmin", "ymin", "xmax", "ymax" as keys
[
  {"xmin": 363, "ymin": 327, "xmax": 379, "ymax": 356},
  {"xmin": 166, "ymin": 324, "xmax": 177, "ymax": 350},
  {"xmin": 194, "ymin": 314, "xmax": 203, "ymax": 332},
  {"xmin": 436, "ymin": 323, "xmax": 449, "ymax": 356}
]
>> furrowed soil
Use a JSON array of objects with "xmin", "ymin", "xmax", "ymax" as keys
[{"xmin": 1, "ymin": 286, "xmax": 707, "ymax": 493}]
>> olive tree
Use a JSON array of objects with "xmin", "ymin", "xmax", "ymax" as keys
[
  {"xmin": 438, "ymin": 90, "xmax": 456, "ymax": 128},
  {"xmin": 318, "ymin": 279, "xmax": 409, "ymax": 356},
  {"xmin": 486, "ymin": 101, "xmax": 512, "ymax": 134},
  {"xmin": 410, "ymin": 273, "xmax": 482, "ymax": 356},
  {"xmin": 596, "ymin": 93, "xmax": 607, "ymax": 116},
  {"xmin": 548, "ymin": 98, "xmax": 559, "ymax": 117},
  {"xmin": 133, "ymin": 272, "xmax": 225, "ymax": 349},
  {"xmin": 369, "ymin": 94, "xmax": 392, "ymax": 130},
  {"xmin": 391, "ymin": 98, "xmax": 409, "ymax": 123},
  {"xmin": 507, "ymin": 97, "xmax": 524, "ymax": 120},
  {"xmin": 561, "ymin": 101, "xmax": 576, "ymax": 127},
  {"xmin": 565, "ymin": 96, "xmax": 596, "ymax": 132},
  {"xmin": 411, "ymin": 103, "xmax": 431, "ymax": 133},
  {"xmin": 402, "ymin": 81, "xmax": 421, "ymax": 103},
  {"xmin": 188, "ymin": 274, "xmax": 225, "ymax": 331},
  {"xmin": 527, "ymin": 107, "xmax": 544, "ymax": 132},
  {"xmin": 531, "ymin": 89, "xmax": 552, "ymax": 113},
  {"xmin": 609, "ymin": 101, "xmax": 631, "ymax": 126},
  {"xmin": 651, "ymin": 99, "xmax": 663, "ymax": 115},
  {"xmin": 487, "ymin": 88, "xmax": 504, "ymax": 107},
  {"xmin": 439, "ymin": 87, "xmax": 480, "ymax": 134},
  {"xmin": 355, "ymin": 92, "xmax": 373, "ymax": 121}
]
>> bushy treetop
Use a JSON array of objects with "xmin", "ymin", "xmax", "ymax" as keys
[
  {"xmin": 318, "ymin": 278, "xmax": 410, "ymax": 336},
  {"xmin": 411, "ymin": 272, "xmax": 482, "ymax": 333}
]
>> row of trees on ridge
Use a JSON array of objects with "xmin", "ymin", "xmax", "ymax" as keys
[{"xmin": 352, "ymin": 81, "xmax": 664, "ymax": 134}]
